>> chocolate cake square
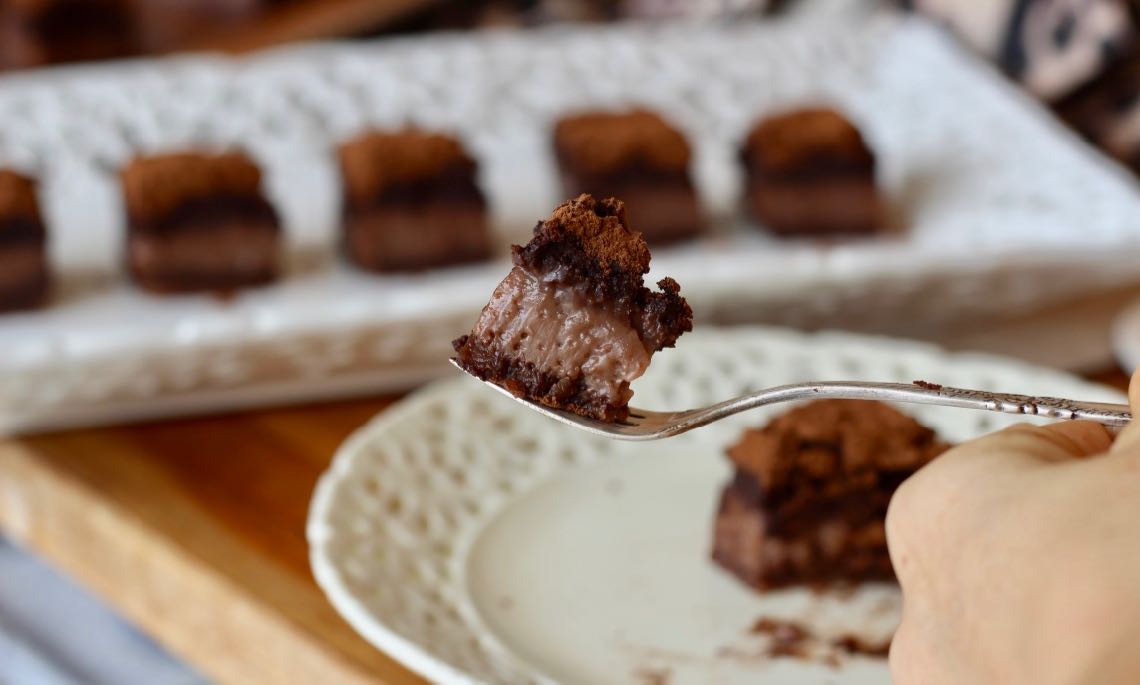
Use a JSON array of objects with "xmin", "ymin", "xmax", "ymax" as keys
[
  {"xmin": 121, "ymin": 151, "xmax": 281, "ymax": 294},
  {"xmin": 0, "ymin": 170, "xmax": 49, "ymax": 311},
  {"xmin": 553, "ymin": 110, "xmax": 703, "ymax": 245},
  {"xmin": 712, "ymin": 400, "xmax": 949, "ymax": 589},
  {"xmin": 453, "ymin": 194, "xmax": 692, "ymax": 422},
  {"xmin": 741, "ymin": 108, "xmax": 882, "ymax": 237},
  {"xmin": 337, "ymin": 129, "xmax": 492, "ymax": 272}
]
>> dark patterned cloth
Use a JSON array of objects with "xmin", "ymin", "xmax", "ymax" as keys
[
  {"xmin": 901, "ymin": 0, "xmax": 1140, "ymax": 172},
  {"xmin": 903, "ymin": 0, "xmax": 1136, "ymax": 100}
]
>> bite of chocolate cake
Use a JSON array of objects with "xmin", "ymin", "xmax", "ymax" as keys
[
  {"xmin": 741, "ymin": 108, "xmax": 882, "ymax": 237},
  {"xmin": 712, "ymin": 399, "xmax": 948, "ymax": 589},
  {"xmin": 121, "ymin": 151, "xmax": 281, "ymax": 294},
  {"xmin": 338, "ymin": 128, "xmax": 492, "ymax": 272},
  {"xmin": 554, "ymin": 110, "xmax": 703, "ymax": 245},
  {"xmin": 0, "ymin": 170, "xmax": 49, "ymax": 311},
  {"xmin": 453, "ymin": 194, "xmax": 692, "ymax": 422}
]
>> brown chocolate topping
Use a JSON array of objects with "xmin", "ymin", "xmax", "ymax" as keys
[
  {"xmin": 726, "ymin": 400, "xmax": 948, "ymax": 494},
  {"xmin": 531, "ymin": 194, "xmax": 649, "ymax": 276},
  {"xmin": 121, "ymin": 152, "xmax": 265, "ymax": 222},
  {"xmin": 338, "ymin": 129, "xmax": 478, "ymax": 206},
  {"xmin": 743, "ymin": 108, "xmax": 873, "ymax": 176},
  {"xmin": 554, "ymin": 110, "xmax": 691, "ymax": 177}
]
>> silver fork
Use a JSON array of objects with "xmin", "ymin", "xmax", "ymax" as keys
[{"xmin": 450, "ymin": 360, "xmax": 1131, "ymax": 441}]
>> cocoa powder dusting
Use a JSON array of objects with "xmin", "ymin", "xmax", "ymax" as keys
[
  {"xmin": 555, "ymin": 109, "xmax": 690, "ymax": 176},
  {"xmin": 337, "ymin": 128, "xmax": 475, "ymax": 203},
  {"xmin": 543, "ymin": 194, "xmax": 650, "ymax": 276},
  {"xmin": 121, "ymin": 152, "xmax": 263, "ymax": 220}
]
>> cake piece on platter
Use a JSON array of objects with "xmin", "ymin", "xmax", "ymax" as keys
[
  {"xmin": 554, "ymin": 110, "xmax": 703, "ymax": 244},
  {"xmin": 453, "ymin": 194, "xmax": 692, "ymax": 422},
  {"xmin": 741, "ymin": 108, "xmax": 882, "ymax": 237},
  {"xmin": 121, "ymin": 151, "xmax": 281, "ymax": 294},
  {"xmin": 337, "ymin": 128, "xmax": 492, "ymax": 272}
]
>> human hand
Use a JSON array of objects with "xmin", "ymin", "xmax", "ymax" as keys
[{"xmin": 886, "ymin": 372, "xmax": 1140, "ymax": 685}]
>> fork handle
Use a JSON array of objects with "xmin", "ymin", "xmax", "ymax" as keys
[{"xmin": 722, "ymin": 382, "xmax": 1132, "ymax": 427}]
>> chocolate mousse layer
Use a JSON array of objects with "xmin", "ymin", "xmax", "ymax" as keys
[
  {"xmin": 121, "ymin": 152, "xmax": 281, "ymax": 294},
  {"xmin": 0, "ymin": 170, "xmax": 49, "ymax": 311},
  {"xmin": 741, "ymin": 108, "xmax": 882, "ymax": 237},
  {"xmin": 554, "ymin": 110, "xmax": 703, "ymax": 245},
  {"xmin": 712, "ymin": 400, "xmax": 949, "ymax": 590},
  {"xmin": 453, "ymin": 194, "xmax": 692, "ymax": 422},
  {"xmin": 337, "ymin": 128, "xmax": 491, "ymax": 272}
]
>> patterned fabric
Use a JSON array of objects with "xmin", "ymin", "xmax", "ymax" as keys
[
  {"xmin": 904, "ymin": 0, "xmax": 1136, "ymax": 100},
  {"xmin": 1056, "ymin": 51, "xmax": 1140, "ymax": 170}
]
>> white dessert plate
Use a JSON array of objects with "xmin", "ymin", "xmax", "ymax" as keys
[{"xmin": 308, "ymin": 326, "xmax": 1122, "ymax": 685}]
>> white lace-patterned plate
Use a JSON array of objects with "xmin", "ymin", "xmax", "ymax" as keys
[
  {"xmin": 308, "ymin": 327, "xmax": 1123, "ymax": 685},
  {"xmin": 1, "ymin": 14, "xmax": 1139, "ymax": 434}
]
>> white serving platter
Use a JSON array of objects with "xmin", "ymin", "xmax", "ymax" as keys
[
  {"xmin": 2, "ymin": 14, "xmax": 1139, "ymax": 433},
  {"xmin": 308, "ymin": 326, "xmax": 1124, "ymax": 684}
]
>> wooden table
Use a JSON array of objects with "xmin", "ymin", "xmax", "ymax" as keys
[{"xmin": 0, "ymin": 350, "xmax": 1131, "ymax": 685}]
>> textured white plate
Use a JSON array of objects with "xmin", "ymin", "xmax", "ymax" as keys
[
  {"xmin": 308, "ymin": 326, "xmax": 1123, "ymax": 685},
  {"xmin": 2, "ymin": 13, "xmax": 1140, "ymax": 433}
]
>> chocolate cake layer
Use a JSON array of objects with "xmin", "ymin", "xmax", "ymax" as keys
[
  {"xmin": 453, "ymin": 194, "xmax": 692, "ymax": 421},
  {"xmin": 554, "ymin": 110, "xmax": 703, "ymax": 243},
  {"xmin": 746, "ymin": 179, "xmax": 881, "ymax": 237},
  {"xmin": 121, "ymin": 151, "xmax": 281, "ymax": 293},
  {"xmin": 712, "ymin": 399, "xmax": 948, "ymax": 590},
  {"xmin": 0, "ymin": 170, "xmax": 48, "ymax": 311},
  {"xmin": 338, "ymin": 129, "xmax": 491, "ymax": 271},
  {"xmin": 128, "ymin": 220, "xmax": 279, "ymax": 293},
  {"xmin": 0, "ymin": 242, "xmax": 49, "ymax": 311},
  {"xmin": 345, "ymin": 203, "xmax": 491, "ymax": 271}
]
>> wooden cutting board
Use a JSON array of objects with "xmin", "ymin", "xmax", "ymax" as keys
[{"xmin": 0, "ymin": 395, "xmax": 427, "ymax": 685}]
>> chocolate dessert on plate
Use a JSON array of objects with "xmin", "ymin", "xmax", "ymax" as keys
[
  {"xmin": 712, "ymin": 399, "xmax": 949, "ymax": 589},
  {"xmin": 453, "ymin": 194, "xmax": 692, "ymax": 422}
]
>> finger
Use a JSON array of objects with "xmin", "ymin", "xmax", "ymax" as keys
[
  {"xmin": 1108, "ymin": 368, "xmax": 1140, "ymax": 456},
  {"xmin": 953, "ymin": 421, "xmax": 1113, "ymax": 468}
]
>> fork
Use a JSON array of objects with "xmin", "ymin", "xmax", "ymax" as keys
[{"xmin": 450, "ymin": 360, "xmax": 1131, "ymax": 441}]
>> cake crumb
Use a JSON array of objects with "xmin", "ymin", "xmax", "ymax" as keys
[
  {"xmin": 832, "ymin": 634, "xmax": 891, "ymax": 658},
  {"xmin": 750, "ymin": 617, "xmax": 811, "ymax": 657},
  {"xmin": 913, "ymin": 380, "xmax": 943, "ymax": 390}
]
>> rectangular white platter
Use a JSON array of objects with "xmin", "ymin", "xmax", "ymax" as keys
[{"xmin": 1, "ymin": 11, "xmax": 1139, "ymax": 433}]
